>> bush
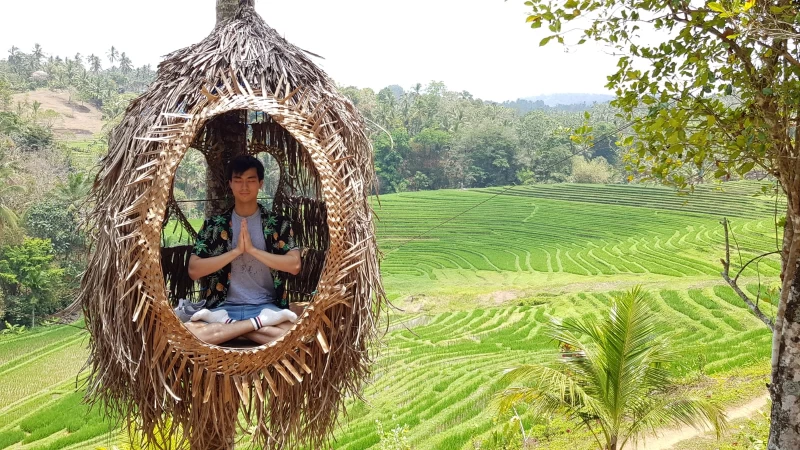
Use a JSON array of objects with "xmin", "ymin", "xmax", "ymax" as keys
[
  {"xmin": 25, "ymin": 198, "xmax": 85, "ymax": 257},
  {"xmin": 16, "ymin": 123, "xmax": 53, "ymax": 150},
  {"xmin": 0, "ymin": 238, "xmax": 66, "ymax": 326},
  {"xmin": 0, "ymin": 110, "xmax": 53, "ymax": 151},
  {"xmin": 570, "ymin": 156, "xmax": 613, "ymax": 184}
]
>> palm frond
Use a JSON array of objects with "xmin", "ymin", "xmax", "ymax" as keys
[
  {"xmin": 496, "ymin": 364, "xmax": 607, "ymax": 426},
  {"xmin": 622, "ymin": 395, "xmax": 728, "ymax": 448},
  {"xmin": 0, "ymin": 204, "xmax": 19, "ymax": 229},
  {"xmin": 494, "ymin": 287, "xmax": 728, "ymax": 450}
]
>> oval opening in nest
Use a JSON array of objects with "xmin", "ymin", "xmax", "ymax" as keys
[{"xmin": 153, "ymin": 102, "xmax": 335, "ymax": 356}]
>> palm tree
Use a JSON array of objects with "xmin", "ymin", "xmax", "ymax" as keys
[
  {"xmin": 119, "ymin": 52, "xmax": 133, "ymax": 74},
  {"xmin": 495, "ymin": 287, "xmax": 727, "ymax": 450},
  {"xmin": 56, "ymin": 172, "xmax": 92, "ymax": 209},
  {"xmin": 7, "ymin": 46, "xmax": 19, "ymax": 65},
  {"xmin": 107, "ymin": 46, "xmax": 119, "ymax": 66},
  {"xmin": 0, "ymin": 154, "xmax": 24, "ymax": 230},
  {"xmin": 88, "ymin": 54, "xmax": 102, "ymax": 73},
  {"xmin": 31, "ymin": 43, "xmax": 44, "ymax": 69}
]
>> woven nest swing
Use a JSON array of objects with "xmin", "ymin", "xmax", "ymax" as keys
[{"xmin": 78, "ymin": 2, "xmax": 384, "ymax": 448}]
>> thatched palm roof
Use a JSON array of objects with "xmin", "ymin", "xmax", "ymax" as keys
[{"xmin": 79, "ymin": 2, "xmax": 384, "ymax": 448}]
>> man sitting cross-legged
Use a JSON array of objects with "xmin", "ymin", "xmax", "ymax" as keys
[{"xmin": 184, "ymin": 155, "xmax": 302, "ymax": 346}]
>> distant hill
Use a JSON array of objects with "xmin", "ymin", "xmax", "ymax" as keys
[
  {"xmin": 525, "ymin": 93, "xmax": 615, "ymax": 106},
  {"xmin": 501, "ymin": 93, "xmax": 614, "ymax": 114}
]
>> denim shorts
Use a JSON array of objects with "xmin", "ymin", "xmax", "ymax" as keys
[{"xmin": 211, "ymin": 303, "xmax": 281, "ymax": 321}]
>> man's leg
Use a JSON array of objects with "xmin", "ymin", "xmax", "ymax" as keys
[
  {"xmin": 183, "ymin": 320, "xmax": 256, "ymax": 345},
  {"xmin": 243, "ymin": 322, "xmax": 294, "ymax": 345}
]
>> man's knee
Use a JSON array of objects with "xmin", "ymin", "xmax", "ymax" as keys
[
  {"xmin": 183, "ymin": 321, "xmax": 206, "ymax": 334},
  {"xmin": 184, "ymin": 322, "xmax": 225, "ymax": 342}
]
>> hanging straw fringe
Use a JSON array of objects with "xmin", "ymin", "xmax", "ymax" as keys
[{"xmin": 76, "ymin": 3, "xmax": 384, "ymax": 449}]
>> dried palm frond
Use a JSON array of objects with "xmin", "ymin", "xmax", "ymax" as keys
[{"xmin": 75, "ymin": 3, "xmax": 384, "ymax": 449}]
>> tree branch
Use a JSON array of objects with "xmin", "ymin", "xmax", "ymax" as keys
[
  {"xmin": 668, "ymin": 7, "xmax": 759, "ymax": 82},
  {"xmin": 720, "ymin": 218, "xmax": 775, "ymax": 330},
  {"xmin": 733, "ymin": 250, "xmax": 781, "ymax": 284}
]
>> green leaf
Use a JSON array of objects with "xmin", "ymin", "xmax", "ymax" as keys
[
  {"xmin": 539, "ymin": 36, "xmax": 554, "ymax": 46},
  {"xmin": 707, "ymin": 2, "xmax": 726, "ymax": 13},
  {"xmin": 739, "ymin": 160, "xmax": 755, "ymax": 174},
  {"xmin": 762, "ymin": 87, "xmax": 774, "ymax": 96}
]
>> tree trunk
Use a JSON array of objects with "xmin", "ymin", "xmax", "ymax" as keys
[
  {"xmin": 204, "ymin": 1, "xmax": 255, "ymax": 219},
  {"xmin": 217, "ymin": 0, "xmax": 255, "ymax": 24},
  {"xmin": 216, "ymin": 0, "xmax": 239, "ymax": 24},
  {"xmin": 768, "ymin": 211, "xmax": 800, "ymax": 449},
  {"xmin": 189, "ymin": 407, "xmax": 238, "ymax": 450},
  {"xmin": 192, "ymin": 5, "xmax": 251, "ymax": 447},
  {"xmin": 203, "ymin": 113, "xmax": 248, "ymax": 218}
]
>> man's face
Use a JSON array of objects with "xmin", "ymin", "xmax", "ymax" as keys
[{"xmin": 229, "ymin": 167, "xmax": 263, "ymax": 203}]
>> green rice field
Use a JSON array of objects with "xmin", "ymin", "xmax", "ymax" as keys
[
  {"xmin": 0, "ymin": 322, "xmax": 118, "ymax": 450},
  {"xmin": 1, "ymin": 182, "xmax": 779, "ymax": 449}
]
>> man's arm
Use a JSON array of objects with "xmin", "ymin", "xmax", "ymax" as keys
[
  {"xmin": 248, "ymin": 248, "xmax": 302, "ymax": 275},
  {"xmin": 240, "ymin": 218, "xmax": 302, "ymax": 275},
  {"xmin": 188, "ymin": 251, "xmax": 240, "ymax": 280}
]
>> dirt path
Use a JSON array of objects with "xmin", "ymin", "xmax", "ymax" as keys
[{"xmin": 635, "ymin": 395, "xmax": 769, "ymax": 449}]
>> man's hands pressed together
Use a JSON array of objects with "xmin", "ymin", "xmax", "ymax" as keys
[
  {"xmin": 233, "ymin": 218, "xmax": 250, "ymax": 256},
  {"xmin": 240, "ymin": 218, "xmax": 253, "ymax": 255},
  {"xmin": 234, "ymin": 218, "xmax": 301, "ymax": 275}
]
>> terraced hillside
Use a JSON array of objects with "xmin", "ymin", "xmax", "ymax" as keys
[
  {"xmin": 3, "ymin": 182, "xmax": 779, "ymax": 449},
  {"xmin": 329, "ymin": 287, "xmax": 772, "ymax": 449},
  {"xmin": 373, "ymin": 183, "xmax": 779, "ymax": 299},
  {"xmin": 0, "ymin": 323, "xmax": 117, "ymax": 450}
]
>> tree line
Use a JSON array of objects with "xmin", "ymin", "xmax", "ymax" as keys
[
  {"xmin": 0, "ymin": 44, "xmax": 157, "ymax": 327},
  {"xmin": 3, "ymin": 44, "xmax": 156, "ymax": 120},
  {"xmin": 341, "ymin": 82, "xmax": 624, "ymax": 194}
]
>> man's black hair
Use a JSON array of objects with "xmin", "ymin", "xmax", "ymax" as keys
[{"xmin": 227, "ymin": 155, "xmax": 265, "ymax": 181}]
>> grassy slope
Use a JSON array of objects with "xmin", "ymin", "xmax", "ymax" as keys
[
  {"xmin": 2, "ymin": 181, "xmax": 779, "ymax": 449},
  {"xmin": 0, "ymin": 321, "xmax": 118, "ymax": 450},
  {"xmin": 374, "ymin": 183, "xmax": 778, "ymax": 302}
]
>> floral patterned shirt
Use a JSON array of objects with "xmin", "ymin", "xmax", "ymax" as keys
[{"xmin": 192, "ymin": 204, "xmax": 297, "ymax": 309}]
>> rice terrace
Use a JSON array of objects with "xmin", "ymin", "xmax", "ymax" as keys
[
  {"xmin": 0, "ymin": 182, "xmax": 779, "ymax": 449},
  {"xmin": 3, "ymin": 0, "xmax": 799, "ymax": 448}
]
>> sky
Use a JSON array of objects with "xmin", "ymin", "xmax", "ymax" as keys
[{"xmin": 0, "ymin": 0, "xmax": 622, "ymax": 102}]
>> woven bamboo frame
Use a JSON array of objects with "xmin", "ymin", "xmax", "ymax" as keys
[
  {"xmin": 146, "ymin": 94, "xmax": 351, "ymax": 373},
  {"xmin": 76, "ymin": 4, "xmax": 384, "ymax": 448}
]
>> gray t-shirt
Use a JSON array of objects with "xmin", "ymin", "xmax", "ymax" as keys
[{"xmin": 226, "ymin": 210, "xmax": 276, "ymax": 305}]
